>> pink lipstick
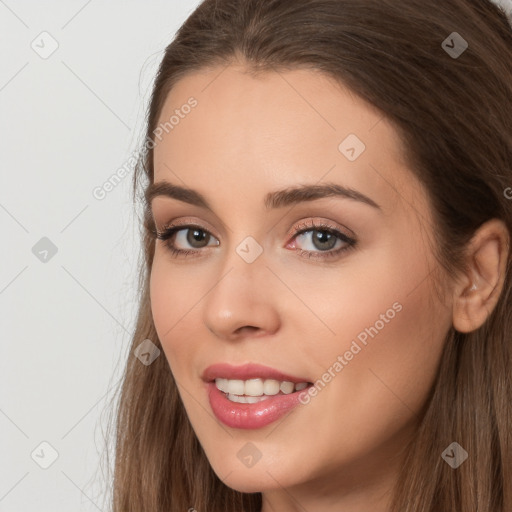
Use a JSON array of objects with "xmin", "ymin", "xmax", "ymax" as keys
[{"xmin": 202, "ymin": 363, "xmax": 313, "ymax": 429}]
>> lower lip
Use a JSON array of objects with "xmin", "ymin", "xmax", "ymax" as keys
[{"xmin": 207, "ymin": 382, "xmax": 308, "ymax": 429}]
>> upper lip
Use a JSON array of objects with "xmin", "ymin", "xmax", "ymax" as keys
[{"xmin": 202, "ymin": 363, "xmax": 311, "ymax": 384}]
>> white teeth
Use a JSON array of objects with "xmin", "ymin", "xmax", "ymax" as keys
[
  {"xmin": 214, "ymin": 377, "xmax": 310, "ymax": 399},
  {"xmin": 244, "ymin": 378, "xmax": 264, "ymax": 396},
  {"xmin": 226, "ymin": 379, "xmax": 245, "ymax": 395},
  {"xmin": 216, "ymin": 378, "xmax": 229, "ymax": 393},
  {"xmin": 280, "ymin": 381, "xmax": 295, "ymax": 394},
  {"xmin": 263, "ymin": 379, "xmax": 280, "ymax": 395}
]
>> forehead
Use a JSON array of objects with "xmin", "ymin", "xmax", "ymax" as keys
[{"xmin": 152, "ymin": 65, "xmax": 428, "ymax": 218}]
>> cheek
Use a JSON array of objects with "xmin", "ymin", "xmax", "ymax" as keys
[
  {"xmin": 149, "ymin": 254, "xmax": 199, "ymax": 373},
  {"xmin": 300, "ymin": 238, "xmax": 449, "ymax": 426},
  {"xmin": 273, "ymin": 246, "xmax": 449, "ymax": 472}
]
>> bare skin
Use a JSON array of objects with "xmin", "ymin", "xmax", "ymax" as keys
[{"xmin": 148, "ymin": 63, "xmax": 509, "ymax": 512}]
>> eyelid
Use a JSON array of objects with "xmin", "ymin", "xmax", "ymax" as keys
[
  {"xmin": 285, "ymin": 217, "xmax": 354, "ymax": 241},
  {"xmin": 156, "ymin": 216, "xmax": 221, "ymax": 239}
]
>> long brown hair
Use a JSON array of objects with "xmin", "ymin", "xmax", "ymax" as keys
[{"xmin": 103, "ymin": 1, "xmax": 512, "ymax": 510}]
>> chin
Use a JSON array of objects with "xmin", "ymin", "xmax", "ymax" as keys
[
  {"xmin": 206, "ymin": 453, "xmax": 304, "ymax": 493},
  {"xmin": 218, "ymin": 470, "xmax": 287, "ymax": 494}
]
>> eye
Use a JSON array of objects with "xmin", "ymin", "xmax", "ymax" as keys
[
  {"xmin": 155, "ymin": 224, "xmax": 219, "ymax": 258},
  {"xmin": 287, "ymin": 219, "xmax": 357, "ymax": 260}
]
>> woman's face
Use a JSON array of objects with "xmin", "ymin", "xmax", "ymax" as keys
[{"xmin": 149, "ymin": 65, "xmax": 453, "ymax": 503}]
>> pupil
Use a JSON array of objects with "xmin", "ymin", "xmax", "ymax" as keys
[
  {"xmin": 187, "ymin": 228, "xmax": 208, "ymax": 248},
  {"xmin": 313, "ymin": 230, "xmax": 336, "ymax": 250}
]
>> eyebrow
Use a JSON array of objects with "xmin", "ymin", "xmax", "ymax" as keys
[{"xmin": 145, "ymin": 180, "xmax": 382, "ymax": 211}]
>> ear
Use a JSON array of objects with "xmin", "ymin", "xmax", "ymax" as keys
[{"xmin": 452, "ymin": 218, "xmax": 510, "ymax": 333}]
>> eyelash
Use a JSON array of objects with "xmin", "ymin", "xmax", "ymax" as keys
[{"xmin": 153, "ymin": 219, "xmax": 357, "ymax": 261}]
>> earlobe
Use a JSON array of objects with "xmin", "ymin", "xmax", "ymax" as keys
[{"xmin": 452, "ymin": 219, "xmax": 510, "ymax": 333}]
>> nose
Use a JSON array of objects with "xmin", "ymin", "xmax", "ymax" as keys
[{"xmin": 202, "ymin": 250, "xmax": 281, "ymax": 341}]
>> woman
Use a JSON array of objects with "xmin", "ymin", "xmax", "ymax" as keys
[{"xmin": 106, "ymin": 0, "xmax": 512, "ymax": 510}]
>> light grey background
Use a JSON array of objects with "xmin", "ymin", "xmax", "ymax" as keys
[{"xmin": 0, "ymin": 1, "xmax": 202, "ymax": 510}]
